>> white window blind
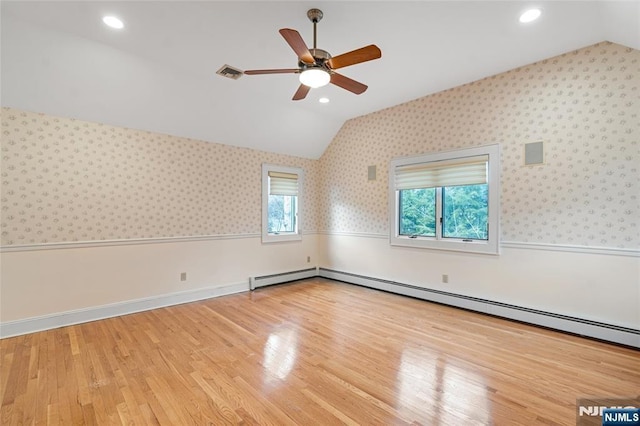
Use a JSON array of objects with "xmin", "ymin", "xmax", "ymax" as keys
[
  {"xmin": 269, "ymin": 171, "xmax": 298, "ymax": 196},
  {"xmin": 395, "ymin": 155, "xmax": 488, "ymax": 190}
]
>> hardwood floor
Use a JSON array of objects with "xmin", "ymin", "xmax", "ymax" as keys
[{"xmin": 1, "ymin": 278, "xmax": 638, "ymax": 425}]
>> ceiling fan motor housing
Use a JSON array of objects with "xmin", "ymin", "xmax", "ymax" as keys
[{"xmin": 299, "ymin": 48, "xmax": 332, "ymax": 71}]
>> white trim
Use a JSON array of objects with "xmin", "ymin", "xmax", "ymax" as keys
[
  {"xmin": 318, "ymin": 232, "xmax": 640, "ymax": 257},
  {"xmin": 0, "ymin": 281, "xmax": 249, "ymax": 339},
  {"xmin": 1, "ymin": 231, "xmax": 324, "ymax": 253},
  {"xmin": 500, "ymin": 241, "xmax": 640, "ymax": 257},
  {"xmin": 7, "ymin": 233, "xmax": 634, "ymax": 257},
  {"xmin": 0, "ymin": 233, "xmax": 261, "ymax": 252},
  {"xmin": 317, "ymin": 230, "xmax": 388, "ymax": 239},
  {"xmin": 318, "ymin": 268, "xmax": 640, "ymax": 348}
]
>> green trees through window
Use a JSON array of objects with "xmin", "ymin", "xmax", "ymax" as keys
[
  {"xmin": 443, "ymin": 184, "xmax": 488, "ymax": 240},
  {"xmin": 267, "ymin": 194, "xmax": 296, "ymax": 234},
  {"xmin": 399, "ymin": 184, "xmax": 488, "ymax": 240},
  {"xmin": 399, "ymin": 188, "xmax": 436, "ymax": 236}
]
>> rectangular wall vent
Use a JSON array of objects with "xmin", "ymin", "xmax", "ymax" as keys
[{"xmin": 216, "ymin": 64, "xmax": 243, "ymax": 80}]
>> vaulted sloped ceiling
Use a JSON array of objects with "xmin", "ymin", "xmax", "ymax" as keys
[{"xmin": 2, "ymin": 1, "xmax": 639, "ymax": 159}]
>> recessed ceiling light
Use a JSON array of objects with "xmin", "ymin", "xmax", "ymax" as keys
[
  {"xmin": 519, "ymin": 8, "xmax": 542, "ymax": 23},
  {"xmin": 102, "ymin": 16, "xmax": 124, "ymax": 29},
  {"xmin": 319, "ymin": 97, "xmax": 330, "ymax": 104}
]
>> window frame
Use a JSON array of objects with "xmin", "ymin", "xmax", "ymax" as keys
[
  {"xmin": 262, "ymin": 164, "xmax": 303, "ymax": 243},
  {"xmin": 388, "ymin": 144, "xmax": 500, "ymax": 255}
]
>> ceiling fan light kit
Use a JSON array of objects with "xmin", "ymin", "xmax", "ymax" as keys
[
  {"xmin": 242, "ymin": 8, "xmax": 382, "ymax": 100},
  {"xmin": 299, "ymin": 68, "xmax": 330, "ymax": 88}
]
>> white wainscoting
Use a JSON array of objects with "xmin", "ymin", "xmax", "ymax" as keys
[
  {"xmin": 0, "ymin": 281, "xmax": 248, "ymax": 338},
  {"xmin": 2, "ymin": 232, "xmax": 638, "ymax": 348},
  {"xmin": 316, "ymin": 233, "xmax": 640, "ymax": 348},
  {"xmin": 318, "ymin": 268, "xmax": 639, "ymax": 348},
  {"xmin": 0, "ymin": 234, "xmax": 320, "ymax": 337}
]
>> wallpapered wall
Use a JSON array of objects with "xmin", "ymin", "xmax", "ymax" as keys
[
  {"xmin": 1, "ymin": 110, "xmax": 319, "ymax": 245},
  {"xmin": 2, "ymin": 42, "xmax": 638, "ymax": 249},
  {"xmin": 318, "ymin": 42, "xmax": 639, "ymax": 249}
]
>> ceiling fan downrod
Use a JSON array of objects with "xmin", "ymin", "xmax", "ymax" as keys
[{"xmin": 307, "ymin": 8, "xmax": 323, "ymax": 50}]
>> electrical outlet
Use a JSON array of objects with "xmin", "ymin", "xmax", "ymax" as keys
[
  {"xmin": 442, "ymin": 274, "xmax": 449, "ymax": 284},
  {"xmin": 180, "ymin": 272, "xmax": 187, "ymax": 282},
  {"xmin": 307, "ymin": 256, "xmax": 311, "ymax": 263}
]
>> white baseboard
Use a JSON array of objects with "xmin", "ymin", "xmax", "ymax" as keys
[
  {"xmin": 0, "ymin": 281, "xmax": 249, "ymax": 338},
  {"xmin": 319, "ymin": 268, "xmax": 640, "ymax": 348}
]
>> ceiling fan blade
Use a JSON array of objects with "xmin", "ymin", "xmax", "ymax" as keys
[
  {"xmin": 279, "ymin": 28, "xmax": 315, "ymax": 64},
  {"xmin": 292, "ymin": 84, "xmax": 311, "ymax": 101},
  {"xmin": 330, "ymin": 73, "xmax": 368, "ymax": 95},
  {"xmin": 244, "ymin": 69, "xmax": 299, "ymax": 75},
  {"xmin": 327, "ymin": 45, "xmax": 382, "ymax": 70}
]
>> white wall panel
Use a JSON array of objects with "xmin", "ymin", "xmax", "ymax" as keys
[
  {"xmin": 318, "ymin": 234, "xmax": 639, "ymax": 330},
  {"xmin": 0, "ymin": 235, "xmax": 319, "ymax": 324}
]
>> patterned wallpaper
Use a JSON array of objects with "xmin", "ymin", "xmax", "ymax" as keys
[
  {"xmin": 2, "ymin": 42, "xmax": 638, "ymax": 249},
  {"xmin": 318, "ymin": 42, "xmax": 640, "ymax": 249},
  {"xmin": 1, "ymin": 109, "xmax": 319, "ymax": 245}
]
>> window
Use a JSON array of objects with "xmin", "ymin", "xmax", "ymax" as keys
[
  {"xmin": 389, "ymin": 144, "xmax": 500, "ymax": 254},
  {"xmin": 262, "ymin": 164, "xmax": 303, "ymax": 243}
]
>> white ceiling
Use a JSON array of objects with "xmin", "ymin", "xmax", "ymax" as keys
[{"xmin": 2, "ymin": 1, "xmax": 639, "ymax": 159}]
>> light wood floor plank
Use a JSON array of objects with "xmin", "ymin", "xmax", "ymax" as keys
[{"xmin": 1, "ymin": 278, "xmax": 638, "ymax": 425}]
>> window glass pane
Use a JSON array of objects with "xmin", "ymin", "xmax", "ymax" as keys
[
  {"xmin": 399, "ymin": 188, "xmax": 436, "ymax": 237},
  {"xmin": 268, "ymin": 194, "xmax": 297, "ymax": 233},
  {"xmin": 442, "ymin": 184, "xmax": 488, "ymax": 240}
]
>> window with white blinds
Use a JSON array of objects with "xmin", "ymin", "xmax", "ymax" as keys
[
  {"xmin": 262, "ymin": 164, "xmax": 303, "ymax": 243},
  {"xmin": 394, "ymin": 156, "xmax": 488, "ymax": 190},
  {"xmin": 268, "ymin": 171, "xmax": 298, "ymax": 196},
  {"xmin": 389, "ymin": 145, "xmax": 500, "ymax": 255}
]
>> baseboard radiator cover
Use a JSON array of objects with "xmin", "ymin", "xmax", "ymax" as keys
[
  {"xmin": 319, "ymin": 268, "xmax": 640, "ymax": 349},
  {"xmin": 250, "ymin": 267, "xmax": 319, "ymax": 290}
]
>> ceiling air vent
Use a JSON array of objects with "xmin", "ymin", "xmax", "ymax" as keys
[{"xmin": 216, "ymin": 64, "xmax": 243, "ymax": 80}]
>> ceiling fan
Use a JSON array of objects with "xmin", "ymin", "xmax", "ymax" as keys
[{"xmin": 244, "ymin": 8, "xmax": 382, "ymax": 101}]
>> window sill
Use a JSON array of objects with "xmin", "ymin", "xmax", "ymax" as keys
[
  {"xmin": 390, "ymin": 235, "xmax": 499, "ymax": 255},
  {"xmin": 262, "ymin": 232, "xmax": 302, "ymax": 244}
]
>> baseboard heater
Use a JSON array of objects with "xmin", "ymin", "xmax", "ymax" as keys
[
  {"xmin": 318, "ymin": 268, "xmax": 640, "ymax": 349},
  {"xmin": 250, "ymin": 267, "xmax": 318, "ymax": 290}
]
